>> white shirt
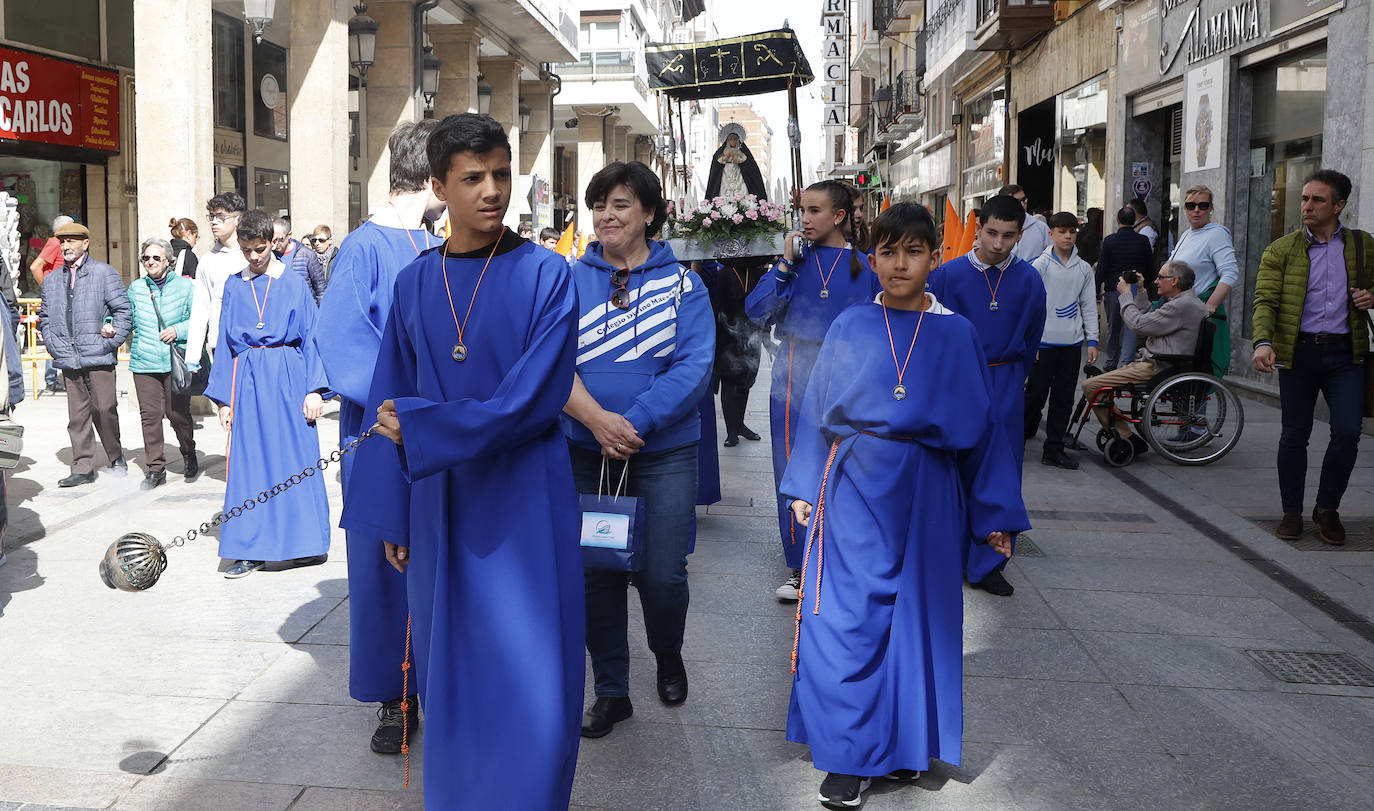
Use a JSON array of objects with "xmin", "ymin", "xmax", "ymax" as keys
[
  {"xmin": 1014, "ymin": 216, "xmax": 1052, "ymax": 262},
  {"xmin": 185, "ymin": 238, "xmax": 248, "ymax": 364}
]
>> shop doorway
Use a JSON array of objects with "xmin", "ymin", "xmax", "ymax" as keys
[
  {"xmin": 1128, "ymin": 103, "xmax": 1183, "ymax": 279},
  {"xmin": 1017, "ymin": 99, "xmax": 1056, "ymax": 213}
]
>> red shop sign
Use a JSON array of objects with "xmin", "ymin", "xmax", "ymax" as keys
[{"xmin": 0, "ymin": 45, "xmax": 119, "ymax": 153}]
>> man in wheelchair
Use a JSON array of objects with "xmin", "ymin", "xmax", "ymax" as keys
[{"xmin": 1081, "ymin": 261, "xmax": 1209, "ymax": 455}]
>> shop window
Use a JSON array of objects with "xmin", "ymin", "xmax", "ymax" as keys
[
  {"xmin": 106, "ymin": 0, "xmax": 135, "ymax": 68},
  {"xmin": 1056, "ymin": 76, "xmax": 1108, "ymax": 217},
  {"xmin": 253, "ymin": 41, "xmax": 289, "ymax": 141},
  {"xmin": 964, "ymin": 93, "xmax": 1004, "ymax": 169},
  {"xmin": 0, "ymin": 159, "xmax": 84, "ymax": 296},
  {"xmin": 5, "ymin": 0, "xmax": 100, "ymax": 61},
  {"xmin": 1241, "ymin": 49, "xmax": 1327, "ymax": 338},
  {"xmin": 254, "ymin": 169, "xmax": 289, "ymax": 217},
  {"xmin": 212, "ymin": 12, "xmax": 246, "ymax": 132},
  {"xmin": 215, "ymin": 165, "xmax": 245, "ymax": 198}
]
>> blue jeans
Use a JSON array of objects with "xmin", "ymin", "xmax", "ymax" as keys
[
  {"xmin": 1102, "ymin": 290, "xmax": 1138, "ymax": 368},
  {"xmin": 570, "ymin": 441, "xmax": 697, "ymax": 698},
  {"xmin": 1277, "ymin": 341, "xmax": 1365, "ymax": 515}
]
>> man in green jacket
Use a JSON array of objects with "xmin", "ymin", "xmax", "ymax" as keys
[
  {"xmin": 1252, "ymin": 169, "xmax": 1374, "ymax": 545},
  {"xmin": 128, "ymin": 237, "xmax": 198, "ymax": 490}
]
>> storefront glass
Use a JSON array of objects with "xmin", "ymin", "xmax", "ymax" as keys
[
  {"xmin": 962, "ymin": 89, "xmax": 1005, "ymax": 206},
  {"xmin": 216, "ymin": 165, "xmax": 245, "ymax": 198},
  {"xmin": 1056, "ymin": 76, "xmax": 1108, "ymax": 218},
  {"xmin": 0, "ymin": 158, "xmax": 85, "ymax": 295},
  {"xmin": 1242, "ymin": 48, "xmax": 1326, "ymax": 338},
  {"xmin": 213, "ymin": 12, "xmax": 246, "ymax": 133},
  {"xmin": 254, "ymin": 169, "xmax": 290, "ymax": 218}
]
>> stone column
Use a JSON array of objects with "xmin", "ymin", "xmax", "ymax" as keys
[
  {"xmin": 577, "ymin": 114, "xmax": 608, "ymax": 234},
  {"xmin": 430, "ymin": 23, "xmax": 479, "ymax": 119},
  {"xmin": 289, "ymin": 0, "xmax": 349, "ymax": 234},
  {"xmin": 365, "ymin": 0, "xmax": 420, "ymax": 213},
  {"xmin": 520, "ymin": 80, "xmax": 555, "ymax": 232},
  {"xmin": 134, "ymin": 0, "xmax": 214, "ymax": 253},
  {"xmin": 617, "ymin": 126, "xmax": 632, "ymax": 165},
  {"xmin": 481, "ymin": 57, "xmax": 523, "ymax": 228}
]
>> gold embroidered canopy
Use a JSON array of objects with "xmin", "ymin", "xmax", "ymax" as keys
[{"xmin": 646, "ymin": 28, "xmax": 814, "ymax": 100}]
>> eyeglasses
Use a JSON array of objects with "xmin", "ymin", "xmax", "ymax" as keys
[
  {"xmin": 207, "ymin": 213, "xmax": 237, "ymax": 223},
  {"xmin": 1184, "ymin": 201, "xmax": 1213, "ymax": 211},
  {"xmin": 1156, "ymin": 274, "xmax": 1176, "ymax": 280},
  {"xmin": 309, "ymin": 237, "xmax": 329, "ymax": 245},
  {"xmin": 610, "ymin": 268, "xmax": 631, "ymax": 309},
  {"xmin": 140, "ymin": 255, "xmax": 166, "ymax": 264}
]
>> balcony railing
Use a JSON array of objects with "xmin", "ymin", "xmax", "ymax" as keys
[
  {"xmin": 874, "ymin": 0, "xmax": 900, "ymax": 33},
  {"xmin": 894, "ymin": 70, "xmax": 922, "ymax": 118},
  {"xmin": 975, "ymin": 0, "xmax": 1056, "ymax": 51},
  {"xmin": 560, "ymin": 49, "xmax": 647, "ymax": 82}
]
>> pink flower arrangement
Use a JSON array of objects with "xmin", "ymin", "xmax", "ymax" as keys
[
  {"xmin": 731, "ymin": 213, "xmax": 744, "ymax": 224},
  {"xmin": 668, "ymin": 192, "xmax": 790, "ymax": 243}
]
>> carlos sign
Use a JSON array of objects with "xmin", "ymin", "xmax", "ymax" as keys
[{"xmin": 0, "ymin": 45, "xmax": 120, "ymax": 153}]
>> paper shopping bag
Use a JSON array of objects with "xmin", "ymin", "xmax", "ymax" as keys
[{"xmin": 579, "ymin": 459, "xmax": 644, "ymax": 571}]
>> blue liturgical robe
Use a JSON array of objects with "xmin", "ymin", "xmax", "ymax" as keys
[
  {"xmin": 779, "ymin": 295, "xmax": 1030, "ymax": 775},
  {"xmin": 745, "ymin": 244, "xmax": 880, "ymax": 568},
  {"xmin": 927, "ymin": 252, "xmax": 1045, "ymax": 581},
  {"xmin": 314, "ymin": 219, "xmax": 442, "ymax": 702},
  {"xmin": 204, "ymin": 262, "xmax": 330, "ymax": 562},
  {"xmin": 339, "ymin": 231, "xmax": 583, "ymax": 809}
]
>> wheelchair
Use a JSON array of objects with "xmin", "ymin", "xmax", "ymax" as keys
[{"xmin": 1067, "ymin": 316, "xmax": 1244, "ymax": 467}]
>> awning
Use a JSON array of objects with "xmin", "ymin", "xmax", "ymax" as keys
[{"xmin": 646, "ymin": 28, "xmax": 813, "ymax": 100}]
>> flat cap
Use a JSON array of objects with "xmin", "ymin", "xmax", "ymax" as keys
[{"xmin": 54, "ymin": 222, "xmax": 90, "ymax": 239}]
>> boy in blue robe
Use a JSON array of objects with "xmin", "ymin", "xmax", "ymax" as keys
[
  {"xmin": 314, "ymin": 120, "xmax": 445, "ymax": 755},
  {"xmin": 338, "ymin": 114, "xmax": 583, "ymax": 809},
  {"xmin": 927, "ymin": 194, "xmax": 1046, "ymax": 597},
  {"xmin": 782, "ymin": 203, "xmax": 1028, "ymax": 809},
  {"xmin": 204, "ymin": 210, "xmax": 330, "ymax": 578}
]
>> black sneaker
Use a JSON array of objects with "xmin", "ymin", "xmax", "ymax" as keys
[
  {"xmin": 109, "ymin": 454, "xmax": 128, "ymax": 475},
  {"xmin": 970, "ymin": 569, "xmax": 1014, "ymax": 597},
  {"xmin": 183, "ymin": 454, "xmax": 200, "ymax": 482},
  {"xmin": 818, "ymin": 773, "xmax": 872, "ymax": 809},
  {"xmin": 1041, "ymin": 450, "xmax": 1079, "ymax": 470},
  {"xmin": 884, "ymin": 769, "xmax": 922, "ymax": 782},
  {"xmin": 775, "ymin": 568, "xmax": 802, "ymax": 602},
  {"xmin": 140, "ymin": 470, "xmax": 167, "ymax": 490},
  {"xmin": 224, "ymin": 560, "xmax": 265, "ymax": 579},
  {"xmin": 370, "ymin": 695, "xmax": 420, "ymax": 754}
]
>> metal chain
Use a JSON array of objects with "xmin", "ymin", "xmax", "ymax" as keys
[{"xmin": 164, "ymin": 429, "xmax": 377, "ymax": 550}]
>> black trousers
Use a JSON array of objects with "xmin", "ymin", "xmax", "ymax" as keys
[
  {"xmin": 1024, "ymin": 345, "xmax": 1082, "ymax": 455},
  {"xmin": 719, "ymin": 378, "xmax": 755, "ymax": 436}
]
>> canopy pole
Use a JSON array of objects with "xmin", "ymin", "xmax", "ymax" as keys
[
  {"xmin": 676, "ymin": 99, "xmax": 689, "ymax": 201},
  {"xmin": 788, "ymin": 80, "xmax": 803, "ymax": 206},
  {"xmin": 665, "ymin": 99, "xmax": 681, "ymax": 202}
]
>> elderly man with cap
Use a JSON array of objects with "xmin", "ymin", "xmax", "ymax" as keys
[{"xmin": 38, "ymin": 221, "xmax": 132, "ymax": 487}]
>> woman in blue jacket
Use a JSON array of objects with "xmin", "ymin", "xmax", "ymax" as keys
[
  {"xmin": 562, "ymin": 161, "xmax": 715, "ymax": 739},
  {"xmin": 127, "ymin": 237, "xmax": 197, "ymax": 489}
]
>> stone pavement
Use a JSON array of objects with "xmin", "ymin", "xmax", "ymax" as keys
[{"xmin": 2, "ymin": 366, "xmax": 1373, "ymax": 810}]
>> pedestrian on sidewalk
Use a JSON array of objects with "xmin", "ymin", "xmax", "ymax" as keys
[
  {"xmin": 315, "ymin": 119, "xmax": 445, "ymax": 756},
  {"xmin": 1003, "ymin": 184, "xmax": 1051, "ymax": 262},
  {"xmin": 1167, "ymin": 185, "xmax": 1239, "ymax": 376},
  {"xmin": 38, "ymin": 221, "xmax": 131, "ymax": 488},
  {"xmin": 168, "ymin": 217, "xmax": 200, "ymax": 279},
  {"xmin": 308, "ymin": 225, "xmax": 336, "ymax": 289},
  {"xmin": 1026, "ymin": 212, "xmax": 1098, "ymax": 469},
  {"xmin": 746, "ymin": 180, "xmax": 879, "ymax": 602},
  {"xmin": 339, "ymin": 114, "xmax": 584, "ymax": 809},
  {"xmin": 185, "ymin": 192, "xmax": 248, "ymax": 372},
  {"xmin": 274, "ymin": 218, "xmax": 327, "ymax": 305},
  {"xmin": 713, "ymin": 259, "xmax": 765, "ymax": 447},
  {"xmin": 927, "ymin": 194, "xmax": 1045, "ymax": 597},
  {"xmin": 1252, "ymin": 169, "xmax": 1374, "ymax": 546},
  {"xmin": 204, "ymin": 209, "xmax": 329, "ymax": 579},
  {"xmin": 563, "ymin": 161, "xmax": 714, "ymax": 738},
  {"xmin": 1096, "ymin": 206, "xmax": 1154, "ymax": 370},
  {"xmin": 30, "ymin": 214, "xmax": 72, "ymax": 392},
  {"xmin": 127, "ymin": 237, "xmax": 197, "ymax": 490},
  {"xmin": 782, "ymin": 203, "xmax": 1027, "ymax": 809}
]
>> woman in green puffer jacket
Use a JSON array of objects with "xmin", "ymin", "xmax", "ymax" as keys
[{"xmin": 127, "ymin": 237, "xmax": 197, "ymax": 490}]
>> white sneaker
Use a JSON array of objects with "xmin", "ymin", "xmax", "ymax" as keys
[{"xmin": 775, "ymin": 568, "xmax": 801, "ymax": 601}]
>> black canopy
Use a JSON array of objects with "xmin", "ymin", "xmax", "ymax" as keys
[{"xmin": 646, "ymin": 28, "xmax": 813, "ymax": 101}]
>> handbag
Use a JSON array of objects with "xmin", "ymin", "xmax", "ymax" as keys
[
  {"xmin": 579, "ymin": 457, "xmax": 645, "ymax": 572},
  {"xmin": 145, "ymin": 279, "xmax": 210, "ymax": 397}
]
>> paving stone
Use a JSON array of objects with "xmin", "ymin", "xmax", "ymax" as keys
[
  {"xmin": 1072, "ymin": 631, "xmax": 1343, "ymax": 690},
  {"xmin": 287, "ymin": 787, "xmax": 423, "ymax": 810},
  {"xmin": 962, "ymin": 577, "xmax": 1067, "ymax": 630},
  {"xmin": 1014, "ymin": 556, "xmax": 1261, "ymax": 597},
  {"xmin": 296, "ymin": 597, "xmax": 350, "ymax": 645},
  {"xmin": 963, "ymin": 677, "xmax": 1165, "ymax": 754},
  {"xmin": 1176, "ymin": 753, "xmax": 1373, "ymax": 810},
  {"xmin": 1042, "ymin": 590, "xmax": 1329, "ymax": 641},
  {"xmin": 685, "ymin": 570, "xmax": 806, "ymax": 617},
  {"xmin": 236, "ymin": 643, "xmax": 353, "ymax": 706},
  {"xmin": 1023, "ymin": 528, "xmax": 1228, "ymax": 561},
  {"xmin": 583, "ymin": 656, "xmax": 793, "ymax": 731},
  {"xmin": 962, "ymin": 627, "xmax": 1107, "ymax": 682},
  {"xmin": 0, "ymin": 765, "xmax": 136, "ymax": 810},
  {"xmin": 111, "ymin": 776, "xmax": 301, "ymax": 810}
]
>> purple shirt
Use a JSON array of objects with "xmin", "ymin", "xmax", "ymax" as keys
[{"xmin": 1300, "ymin": 225, "xmax": 1348, "ymax": 334}]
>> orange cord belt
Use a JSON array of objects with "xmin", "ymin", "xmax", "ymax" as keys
[{"xmin": 791, "ymin": 438, "xmax": 840, "ymax": 673}]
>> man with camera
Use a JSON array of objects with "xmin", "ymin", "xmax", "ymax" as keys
[{"xmin": 1081, "ymin": 261, "xmax": 1208, "ymax": 456}]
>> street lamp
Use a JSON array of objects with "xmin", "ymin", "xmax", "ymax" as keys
[
  {"xmin": 242, "ymin": 0, "xmax": 275, "ymax": 43},
  {"xmin": 476, "ymin": 74, "xmax": 493, "ymax": 116},
  {"xmin": 421, "ymin": 44, "xmax": 442, "ymax": 110},
  {"xmin": 348, "ymin": 3, "xmax": 379, "ymax": 87},
  {"xmin": 518, "ymin": 99, "xmax": 532, "ymax": 132},
  {"xmin": 871, "ymin": 86, "xmax": 893, "ymax": 125}
]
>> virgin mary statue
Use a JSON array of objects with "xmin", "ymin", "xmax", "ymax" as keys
[{"xmin": 705, "ymin": 123, "xmax": 768, "ymax": 201}]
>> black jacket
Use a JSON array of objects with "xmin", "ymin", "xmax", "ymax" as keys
[
  {"xmin": 170, "ymin": 238, "xmax": 199, "ymax": 279},
  {"xmin": 1096, "ymin": 226, "xmax": 1155, "ymax": 291}
]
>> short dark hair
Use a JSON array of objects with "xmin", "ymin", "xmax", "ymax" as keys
[
  {"xmin": 237, "ymin": 209, "xmax": 275, "ymax": 243},
  {"xmin": 427, "ymin": 114, "xmax": 511, "ymax": 182},
  {"xmin": 539, "ymin": 227, "xmax": 559, "ymax": 242},
  {"xmin": 207, "ymin": 191, "xmax": 246, "ymax": 215},
  {"xmin": 869, "ymin": 202, "xmax": 938, "ymax": 252},
  {"xmin": 390, "ymin": 120, "xmax": 439, "ymax": 193},
  {"xmin": 1116, "ymin": 206, "xmax": 1138, "ymax": 227},
  {"xmin": 997, "ymin": 184, "xmax": 1024, "ymax": 197},
  {"xmin": 584, "ymin": 161, "xmax": 668, "ymax": 238},
  {"xmin": 1047, "ymin": 212, "xmax": 1079, "ymax": 231},
  {"xmin": 1127, "ymin": 198, "xmax": 1148, "ymax": 219},
  {"xmin": 1304, "ymin": 169, "xmax": 1353, "ymax": 204},
  {"xmin": 979, "ymin": 195, "xmax": 1025, "ymax": 228}
]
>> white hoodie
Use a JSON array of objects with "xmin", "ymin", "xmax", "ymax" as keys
[{"xmin": 1031, "ymin": 246, "xmax": 1098, "ymax": 348}]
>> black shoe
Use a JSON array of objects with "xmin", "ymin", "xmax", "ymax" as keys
[
  {"xmin": 655, "ymin": 652, "xmax": 688, "ymax": 706},
  {"xmin": 1041, "ymin": 450, "xmax": 1079, "ymax": 470},
  {"xmin": 58, "ymin": 472, "xmax": 96, "ymax": 488},
  {"xmin": 369, "ymin": 695, "xmax": 420, "ymax": 754},
  {"xmin": 581, "ymin": 696, "xmax": 633, "ymax": 739},
  {"xmin": 183, "ymin": 454, "xmax": 199, "ymax": 482},
  {"xmin": 140, "ymin": 470, "xmax": 167, "ymax": 491},
  {"xmin": 109, "ymin": 455, "xmax": 128, "ymax": 475},
  {"xmin": 884, "ymin": 769, "xmax": 922, "ymax": 782},
  {"xmin": 1129, "ymin": 434, "xmax": 1150, "ymax": 456},
  {"xmin": 723, "ymin": 435, "xmax": 740, "ymax": 447},
  {"xmin": 970, "ymin": 569, "xmax": 1014, "ymax": 597},
  {"xmin": 288, "ymin": 554, "xmax": 329, "ymax": 568},
  {"xmin": 739, "ymin": 426, "xmax": 762, "ymax": 441},
  {"xmin": 818, "ymin": 773, "xmax": 872, "ymax": 809}
]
